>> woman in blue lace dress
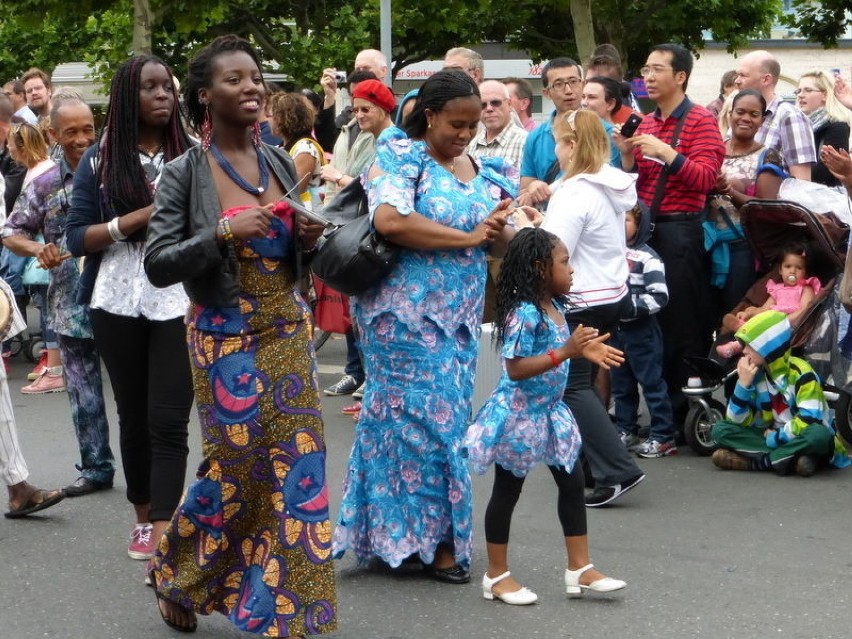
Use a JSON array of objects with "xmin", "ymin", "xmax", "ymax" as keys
[{"xmin": 332, "ymin": 70, "xmax": 517, "ymax": 584}]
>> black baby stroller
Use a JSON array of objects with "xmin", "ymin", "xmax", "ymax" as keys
[{"xmin": 682, "ymin": 199, "xmax": 849, "ymax": 455}]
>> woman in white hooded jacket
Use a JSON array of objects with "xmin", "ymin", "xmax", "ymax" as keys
[{"xmin": 541, "ymin": 110, "xmax": 645, "ymax": 507}]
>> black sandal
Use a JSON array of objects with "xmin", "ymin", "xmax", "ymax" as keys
[{"xmin": 149, "ymin": 568, "xmax": 197, "ymax": 633}]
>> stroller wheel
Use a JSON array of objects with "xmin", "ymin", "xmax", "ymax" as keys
[
  {"xmin": 684, "ymin": 399, "xmax": 724, "ymax": 456},
  {"xmin": 26, "ymin": 339, "xmax": 45, "ymax": 363},
  {"xmin": 835, "ymin": 392, "xmax": 852, "ymax": 449},
  {"xmin": 313, "ymin": 329, "xmax": 332, "ymax": 352}
]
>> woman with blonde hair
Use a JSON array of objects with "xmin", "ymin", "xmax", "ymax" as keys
[
  {"xmin": 7, "ymin": 122, "xmax": 64, "ymax": 393},
  {"xmin": 796, "ymin": 69, "xmax": 851, "ymax": 186},
  {"xmin": 540, "ymin": 110, "xmax": 646, "ymax": 506}
]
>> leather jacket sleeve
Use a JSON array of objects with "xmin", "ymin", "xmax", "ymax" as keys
[
  {"xmin": 144, "ymin": 151, "xmax": 227, "ymax": 289},
  {"xmin": 144, "ymin": 145, "xmax": 301, "ymax": 307}
]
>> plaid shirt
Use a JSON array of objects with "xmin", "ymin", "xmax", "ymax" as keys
[
  {"xmin": 467, "ymin": 122, "xmax": 528, "ymax": 170},
  {"xmin": 756, "ymin": 96, "xmax": 817, "ymax": 170}
]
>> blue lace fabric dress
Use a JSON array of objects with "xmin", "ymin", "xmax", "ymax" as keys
[
  {"xmin": 332, "ymin": 126, "xmax": 517, "ymax": 568},
  {"xmin": 151, "ymin": 208, "xmax": 337, "ymax": 637},
  {"xmin": 464, "ymin": 300, "xmax": 582, "ymax": 478}
]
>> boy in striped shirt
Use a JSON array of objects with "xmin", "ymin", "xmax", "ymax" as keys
[
  {"xmin": 711, "ymin": 311, "xmax": 849, "ymax": 476},
  {"xmin": 611, "ymin": 203, "xmax": 676, "ymax": 458}
]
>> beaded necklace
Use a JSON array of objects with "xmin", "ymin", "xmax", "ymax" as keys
[{"xmin": 210, "ymin": 142, "xmax": 269, "ymax": 195}]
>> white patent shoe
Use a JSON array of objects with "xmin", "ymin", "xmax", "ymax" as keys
[
  {"xmin": 482, "ymin": 571, "xmax": 538, "ymax": 605},
  {"xmin": 565, "ymin": 564, "xmax": 626, "ymax": 597}
]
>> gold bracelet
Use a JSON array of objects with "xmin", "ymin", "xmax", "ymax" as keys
[{"xmin": 218, "ymin": 217, "xmax": 234, "ymax": 242}]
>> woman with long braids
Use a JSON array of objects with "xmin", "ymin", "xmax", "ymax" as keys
[
  {"xmin": 332, "ymin": 70, "xmax": 516, "ymax": 584},
  {"xmin": 65, "ymin": 55, "xmax": 194, "ymax": 565},
  {"xmin": 465, "ymin": 228, "xmax": 626, "ymax": 605},
  {"xmin": 144, "ymin": 35, "xmax": 336, "ymax": 636}
]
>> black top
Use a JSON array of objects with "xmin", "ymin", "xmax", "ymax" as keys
[{"xmin": 813, "ymin": 120, "xmax": 850, "ymax": 187}]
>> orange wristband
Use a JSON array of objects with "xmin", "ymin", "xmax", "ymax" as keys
[{"xmin": 547, "ymin": 349, "xmax": 559, "ymax": 367}]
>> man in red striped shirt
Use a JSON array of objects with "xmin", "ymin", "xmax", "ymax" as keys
[{"xmin": 616, "ymin": 42, "xmax": 725, "ymax": 424}]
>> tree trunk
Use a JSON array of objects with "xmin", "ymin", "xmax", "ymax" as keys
[
  {"xmin": 570, "ymin": 0, "xmax": 596, "ymax": 65},
  {"xmin": 133, "ymin": 0, "xmax": 153, "ymax": 55}
]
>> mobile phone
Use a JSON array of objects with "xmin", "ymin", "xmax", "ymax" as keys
[
  {"xmin": 620, "ymin": 113, "xmax": 643, "ymax": 138},
  {"xmin": 333, "ymin": 70, "xmax": 348, "ymax": 84}
]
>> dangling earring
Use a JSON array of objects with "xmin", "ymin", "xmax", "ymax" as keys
[
  {"xmin": 252, "ymin": 122, "xmax": 262, "ymax": 146},
  {"xmin": 201, "ymin": 104, "xmax": 213, "ymax": 151},
  {"xmin": 427, "ymin": 121, "xmax": 432, "ymax": 129}
]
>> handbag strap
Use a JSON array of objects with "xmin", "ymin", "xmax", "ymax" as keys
[
  {"xmin": 715, "ymin": 201, "xmax": 745, "ymax": 241},
  {"xmin": 648, "ymin": 102, "xmax": 694, "ymax": 220}
]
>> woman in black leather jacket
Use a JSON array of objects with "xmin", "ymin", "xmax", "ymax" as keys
[{"xmin": 143, "ymin": 35, "xmax": 337, "ymax": 637}]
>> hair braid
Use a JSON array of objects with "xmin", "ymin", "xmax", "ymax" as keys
[
  {"xmin": 99, "ymin": 55, "xmax": 191, "ymax": 218},
  {"xmin": 494, "ymin": 228, "xmax": 562, "ymax": 346}
]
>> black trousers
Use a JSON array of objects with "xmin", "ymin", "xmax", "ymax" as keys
[
  {"xmin": 90, "ymin": 309, "xmax": 194, "ymax": 521},
  {"xmin": 484, "ymin": 464, "xmax": 587, "ymax": 544},
  {"xmin": 649, "ymin": 217, "xmax": 712, "ymax": 420},
  {"xmin": 564, "ymin": 299, "xmax": 644, "ymax": 487}
]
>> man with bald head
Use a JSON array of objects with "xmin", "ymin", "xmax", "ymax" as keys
[
  {"xmin": 467, "ymin": 80, "xmax": 527, "ymax": 169},
  {"xmin": 735, "ymin": 50, "xmax": 816, "ymax": 180},
  {"xmin": 3, "ymin": 94, "xmax": 115, "ymax": 497}
]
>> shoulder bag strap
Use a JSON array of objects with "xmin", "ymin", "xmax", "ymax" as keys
[{"xmin": 648, "ymin": 103, "xmax": 694, "ymax": 220}]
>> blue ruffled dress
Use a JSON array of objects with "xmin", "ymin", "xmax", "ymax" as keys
[
  {"xmin": 332, "ymin": 126, "xmax": 517, "ymax": 568},
  {"xmin": 465, "ymin": 301, "xmax": 582, "ymax": 478}
]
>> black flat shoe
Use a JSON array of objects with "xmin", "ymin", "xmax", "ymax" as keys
[
  {"xmin": 427, "ymin": 564, "xmax": 470, "ymax": 584},
  {"xmin": 64, "ymin": 477, "xmax": 113, "ymax": 497}
]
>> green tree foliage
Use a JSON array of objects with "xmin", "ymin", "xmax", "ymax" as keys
[
  {"xmin": 782, "ymin": 0, "xmax": 851, "ymax": 47},
  {"xmin": 497, "ymin": 0, "xmax": 781, "ymax": 70},
  {"xmin": 0, "ymin": 0, "xmax": 782, "ymax": 91}
]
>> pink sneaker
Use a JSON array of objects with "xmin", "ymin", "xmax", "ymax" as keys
[
  {"xmin": 128, "ymin": 523, "xmax": 155, "ymax": 560},
  {"xmin": 21, "ymin": 367, "xmax": 66, "ymax": 394},
  {"xmin": 27, "ymin": 351, "xmax": 48, "ymax": 381},
  {"xmin": 715, "ymin": 341, "xmax": 743, "ymax": 359}
]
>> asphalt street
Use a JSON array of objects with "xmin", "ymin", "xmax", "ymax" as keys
[{"xmin": 1, "ymin": 334, "xmax": 850, "ymax": 639}]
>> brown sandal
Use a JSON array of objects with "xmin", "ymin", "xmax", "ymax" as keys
[{"xmin": 5, "ymin": 487, "xmax": 65, "ymax": 519}]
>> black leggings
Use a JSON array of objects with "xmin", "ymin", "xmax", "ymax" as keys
[
  {"xmin": 90, "ymin": 309, "xmax": 194, "ymax": 521},
  {"xmin": 484, "ymin": 463, "xmax": 587, "ymax": 544}
]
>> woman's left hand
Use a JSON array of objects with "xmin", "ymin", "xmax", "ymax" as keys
[
  {"xmin": 513, "ymin": 205, "xmax": 542, "ymax": 228},
  {"xmin": 821, "ymin": 145, "xmax": 852, "ymax": 184},
  {"xmin": 320, "ymin": 164, "xmax": 344, "ymax": 184},
  {"xmin": 582, "ymin": 338, "xmax": 625, "ymax": 370},
  {"xmin": 297, "ymin": 214, "xmax": 325, "ymax": 249},
  {"xmin": 469, "ymin": 204, "xmax": 510, "ymax": 247}
]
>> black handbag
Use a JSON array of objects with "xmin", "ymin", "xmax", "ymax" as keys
[{"xmin": 310, "ymin": 177, "xmax": 400, "ymax": 296}]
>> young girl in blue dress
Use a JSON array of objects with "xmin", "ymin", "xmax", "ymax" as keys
[{"xmin": 465, "ymin": 227, "xmax": 627, "ymax": 605}]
